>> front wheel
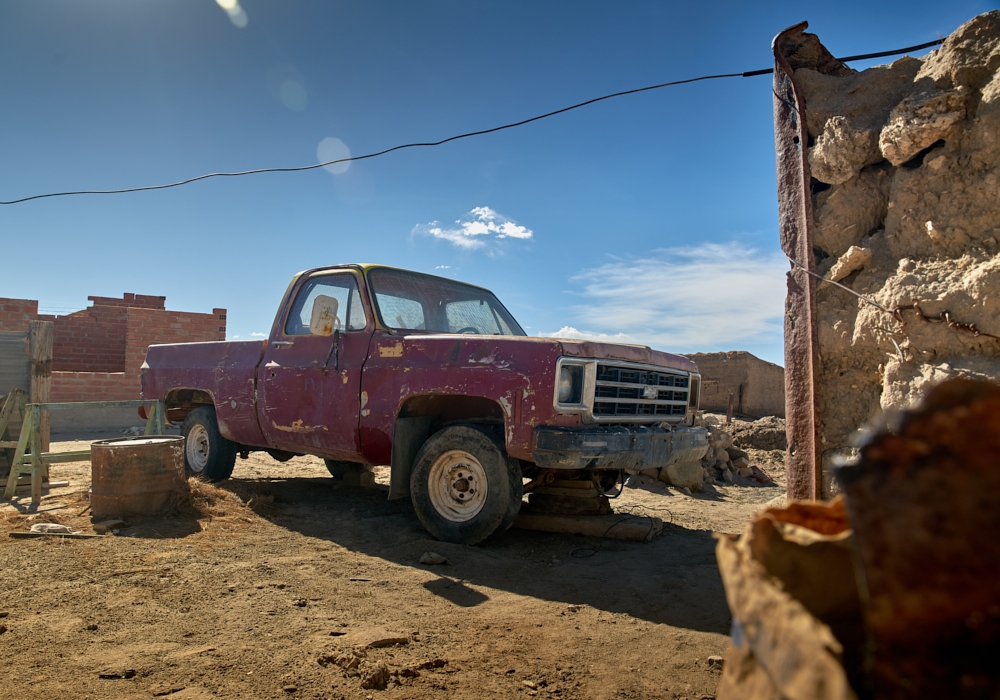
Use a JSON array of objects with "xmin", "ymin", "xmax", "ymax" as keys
[
  {"xmin": 410, "ymin": 425, "xmax": 522, "ymax": 545},
  {"xmin": 181, "ymin": 406, "xmax": 237, "ymax": 482}
]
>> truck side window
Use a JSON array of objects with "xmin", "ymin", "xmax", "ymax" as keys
[
  {"xmin": 375, "ymin": 294, "xmax": 425, "ymax": 330},
  {"xmin": 285, "ymin": 274, "xmax": 367, "ymax": 335},
  {"xmin": 446, "ymin": 299, "xmax": 500, "ymax": 334}
]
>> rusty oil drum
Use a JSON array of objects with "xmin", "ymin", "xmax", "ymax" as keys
[{"xmin": 90, "ymin": 436, "xmax": 187, "ymax": 519}]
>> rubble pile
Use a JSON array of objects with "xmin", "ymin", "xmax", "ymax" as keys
[
  {"xmin": 725, "ymin": 415, "xmax": 787, "ymax": 451},
  {"xmin": 700, "ymin": 425, "xmax": 773, "ymax": 486}
]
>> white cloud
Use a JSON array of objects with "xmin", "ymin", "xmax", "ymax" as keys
[
  {"xmin": 541, "ymin": 243, "xmax": 786, "ymax": 351},
  {"xmin": 251, "ymin": 332, "xmax": 267, "ymax": 337},
  {"xmin": 435, "ymin": 265, "xmax": 451, "ymax": 270},
  {"xmin": 413, "ymin": 206, "xmax": 533, "ymax": 250}
]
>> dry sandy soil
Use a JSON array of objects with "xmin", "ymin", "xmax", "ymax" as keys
[{"xmin": 0, "ymin": 420, "xmax": 785, "ymax": 700}]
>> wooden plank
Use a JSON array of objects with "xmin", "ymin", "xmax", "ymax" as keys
[
  {"xmin": 13, "ymin": 478, "xmax": 69, "ymax": 488},
  {"xmin": 512, "ymin": 512, "xmax": 663, "ymax": 542},
  {"xmin": 14, "ymin": 451, "xmax": 91, "ymax": 465},
  {"xmin": 30, "ymin": 404, "xmax": 43, "ymax": 504},
  {"xmin": 2, "ymin": 408, "xmax": 33, "ymax": 499},
  {"xmin": 28, "ymin": 321, "xmax": 53, "ymax": 453},
  {"xmin": 9, "ymin": 532, "xmax": 104, "ymax": 539},
  {"xmin": 37, "ymin": 451, "xmax": 91, "ymax": 464}
]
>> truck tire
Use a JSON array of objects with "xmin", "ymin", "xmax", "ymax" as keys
[
  {"xmin": 410, "ymin": 425, "xmax": 523, "ymax": 545},
  {"xmin": 324, "ymin": 459, "xmax": 365, "ymax": 478},
  {"xmin": 181, "ymin": 406, "xmax": 237, "ymax": 482}
]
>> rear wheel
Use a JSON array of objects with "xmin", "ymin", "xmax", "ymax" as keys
[
  {"xmin": 410, "ymin": 425, "xmax": 522, "ymax": 545},
  {"xmin": 181, "ymin": 406, "xmax": 237, "ymax": 482}
]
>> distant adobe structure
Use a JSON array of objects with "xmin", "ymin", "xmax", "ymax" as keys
[{"xmin": 688, "ymin": 351, "xmax": 785, "ymax": 418}]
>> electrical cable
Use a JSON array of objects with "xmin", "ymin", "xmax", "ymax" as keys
[{"xmin": 0, "ymin": 37, "xmax": 945, "ymax": 206}]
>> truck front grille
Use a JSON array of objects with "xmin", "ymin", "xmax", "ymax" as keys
[{"xmin": 592, "ymin": 363, "xmax": 689, "ymax": 419}]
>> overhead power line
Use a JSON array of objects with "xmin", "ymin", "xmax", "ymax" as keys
[{"xmin": 0, "ymin": 37, "xmax": 945, "ymax": 206}]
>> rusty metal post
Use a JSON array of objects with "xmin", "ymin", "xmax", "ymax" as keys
[{"xmin": 772, "ymin": 23, "xmax": 824, "ymax": 500}]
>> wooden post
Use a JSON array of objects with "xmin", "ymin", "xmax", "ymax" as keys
[
  {"xmin": 726, "ymin": 392, "xmax": 735, "ymax": 424},
  {"xmin": 28, "ymin": 321, "xmax": 53, "ymax": 454}
]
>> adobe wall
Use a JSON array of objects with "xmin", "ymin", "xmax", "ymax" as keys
[
  {"xmin": 791, "ymin": 11, "xmax": 1000, "ymax": 495},
  {"xmin": 689, "ymin": 351, "xmax": 786, "ymax": 418}
]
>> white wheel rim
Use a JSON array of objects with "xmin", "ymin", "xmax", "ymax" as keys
[
  {"xmin": 186, "ymin": 424, "xmax": 210, "ymax": 473},
  {"xmin": 427, "ymin": 450, "xmax": 489, "ymax": 523}
]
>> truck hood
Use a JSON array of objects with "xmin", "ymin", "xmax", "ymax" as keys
[{"xmin": 407, "ymin": 334, "xmax": 698, "ymax": 373}]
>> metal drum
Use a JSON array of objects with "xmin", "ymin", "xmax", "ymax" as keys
[{"xmin": 90, "ymin": 436, "xmax": 187, "ymax": 519}]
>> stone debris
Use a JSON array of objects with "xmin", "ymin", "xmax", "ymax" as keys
[
  {"xmin": 29, "ymin": 523, "xmax": 74, "ymax": 534},
  {"xmin": 698, "ymin": 422, "xmax": 779, "ymax": 486},
  {"xmin": 825, "ymin": 245, "xmax": 872, "ymax": 283},
  {"xmin": 359, "ymin": 663, "xmax": 389, "ymax": 690},
  {"xmin": 708, "ymin": 655, "xmax": 724, "ymax": 670},
  {"xmin": 657, "ymin": 460, "xmax": 704, "ymax": 491},
  {"xmin": 419, "ymin": 551, "xmax": 448, "ymax": 566}
]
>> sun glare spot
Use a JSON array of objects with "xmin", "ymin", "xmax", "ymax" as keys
[
  {"xmin": 317, "ymin": 138, "xmax": 352, "ymax": 175},
  {"xmin": 279, "ymin": 80, "xmax": 308, "ymax": 111},
  {"xmin": 215, "ymin": 0, "xmax": 248, "ymax": 28}
]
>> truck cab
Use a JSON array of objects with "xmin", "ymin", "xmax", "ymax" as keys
[{"xmin": 141, "ymin": 264, "xmax": 708, "ymax": 544}]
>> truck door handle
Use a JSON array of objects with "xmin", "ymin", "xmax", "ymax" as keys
[{"xmin": 271, "ymin": 341, "xmax": 293, "ymax": 347}]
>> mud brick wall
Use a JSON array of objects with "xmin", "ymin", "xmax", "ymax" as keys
[
  {"xmin": 0, "ymin": 298, "xmax": 39, "ymax": 333},
  {"xmin": 690, "ymin": 351, "xmax": 786, "ymax": 418},
  {"xmin": 789, "ymin": 12, "xmax": 1000, "ymax": 495}
]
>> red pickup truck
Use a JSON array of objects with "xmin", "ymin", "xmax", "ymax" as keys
[{"xmin": 141, "ymin": 264, "xmax": 708, "ymax": 544}]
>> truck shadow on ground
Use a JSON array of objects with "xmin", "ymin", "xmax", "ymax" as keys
[{"xmin": 218, "ymin": 476, "xmax": 732, "ymax": 635}]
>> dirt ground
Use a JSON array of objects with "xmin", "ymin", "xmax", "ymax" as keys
[{"xmin": 0, "ymin": 419, "xmax": 785, "ymax": 700}]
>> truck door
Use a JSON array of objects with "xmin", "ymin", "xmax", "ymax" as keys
[{"xmin": 257, "ymin": 271, "xmax": 373, "ymax": 460}]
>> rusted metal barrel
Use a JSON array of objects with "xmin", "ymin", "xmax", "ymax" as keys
[{"xmin": 90, "ymin": 436, "xmax": 187, "ymax": 519}]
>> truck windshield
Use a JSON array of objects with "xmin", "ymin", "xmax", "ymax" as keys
[{"xmin": 367, "ymin": 268, "xmax": 526, "ymax": 336}]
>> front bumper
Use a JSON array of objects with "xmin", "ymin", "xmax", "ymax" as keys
[{"xmin": 532, "ymin": 425, "xmax": 709, "ymax": 471}]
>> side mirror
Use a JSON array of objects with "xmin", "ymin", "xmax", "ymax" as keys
[{"xmin": 309, "ymin": 295, "xmax": 341, "ymax": 336}]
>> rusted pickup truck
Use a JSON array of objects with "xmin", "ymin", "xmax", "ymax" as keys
[{"xmin": 141, "ymin": 265, "xmax": 708, "ymax": 543}]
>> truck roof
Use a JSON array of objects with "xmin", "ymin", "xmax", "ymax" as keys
[{"xmin": 292, "ymin": 264, "xmax": 495, "ymax": 294}]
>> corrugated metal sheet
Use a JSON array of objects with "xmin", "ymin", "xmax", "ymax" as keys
[
  {"xmin": 0, "ymin": 331, "xmax": 29, "ymax": 448},
  {"xmin": 0, "ymin": 331, "xmax": 30, "ymax": 393}
]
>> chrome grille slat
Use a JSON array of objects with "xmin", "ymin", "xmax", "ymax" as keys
[{"xmin": 592, "ymin": 361, "xmax": 689, "ymax": 420}]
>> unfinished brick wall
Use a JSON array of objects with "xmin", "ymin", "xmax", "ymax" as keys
[
  {"xmin": 49, "ymin": 372, "xmax": 134, "ymax": 403},
  {"xmin": 43, "ymin": 304, "xmax": 128, "ymax": 373},
  {"xmin": 690, "ymin": 351, "xmax": 786, "ymax": 418},
  {"xmin": 122, "ymin": 307, "xmax": 228, "ymax": 396},
  {"xmin": 0, "ymin": 299, "xmax": 39, "ymax": 333},
  {"xmin": 0, "ymin": 294, "xmax": 226, "ymax": 403}
]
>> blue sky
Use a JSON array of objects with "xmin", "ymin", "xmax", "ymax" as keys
[{"xmin": 1, "ymin": 1, "xmax": 993, "ymax": 365}]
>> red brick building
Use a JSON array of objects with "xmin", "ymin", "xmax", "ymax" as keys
[{"xmin": 0, "ymin": 294, "xmax": 225, "ymax": 402}]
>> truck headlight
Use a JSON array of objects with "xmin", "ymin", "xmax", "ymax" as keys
[{"xmin": 558, "ymin": 365, "xmax": 584, "ymax": 404}]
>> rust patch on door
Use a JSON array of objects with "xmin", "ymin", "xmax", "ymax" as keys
[
  {"xmin": 271, "ymin": 419, "xmax": 328, "ymax": 433},
  {"xmin": 379, "ymin": 342, "xmax": 403, "ymax": 358}
]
